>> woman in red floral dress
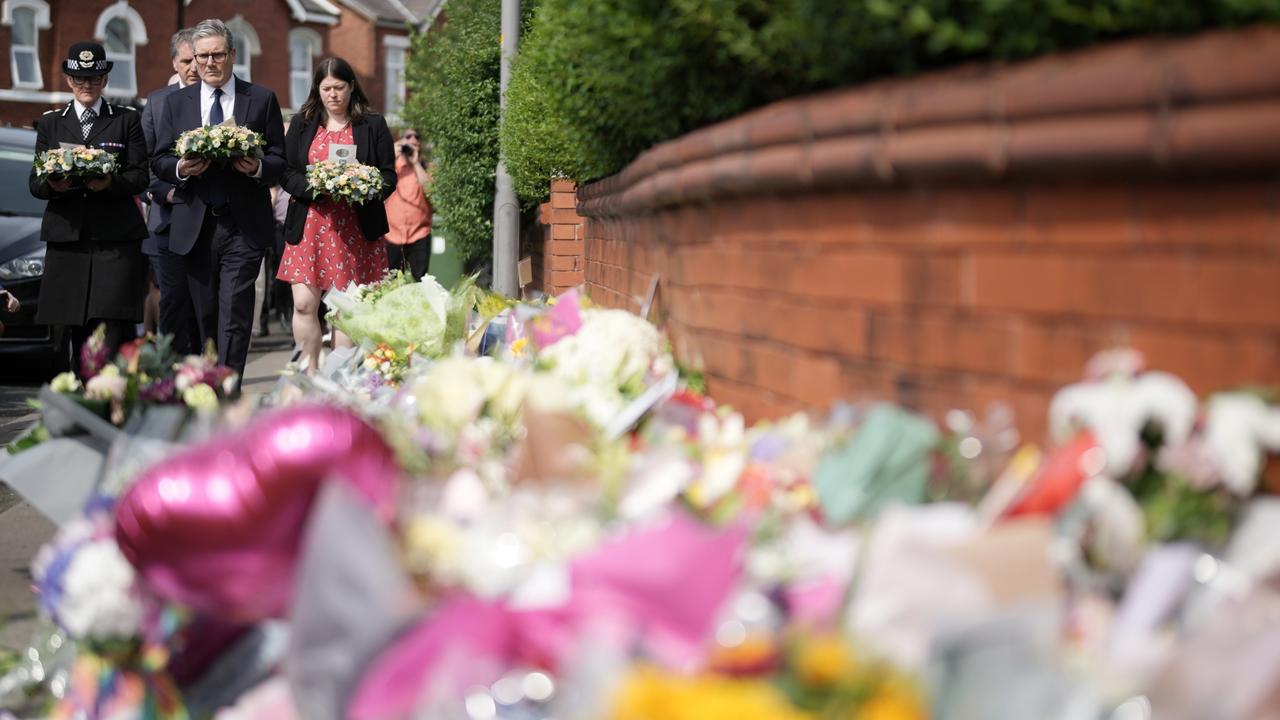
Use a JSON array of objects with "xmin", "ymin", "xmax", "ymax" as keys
[{"xmin": 277, "ymin": 56, "xmax": 395, "ymax": 371}]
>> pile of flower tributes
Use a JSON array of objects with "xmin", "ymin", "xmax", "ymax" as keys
[{"xmin": 2, "ymin": 271, "xmax": 1279, "ymax": 720}]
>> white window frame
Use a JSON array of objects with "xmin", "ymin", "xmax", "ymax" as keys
[
  {"xmin": 2, "ymin": 0, "xmax": 51, "ymax": 90},
  {"xmin": 288, "ymin": 27, "xmax": 323, "ymax": 110},
  {"xmin": 93, "ymin": 0, "xmax": 148, "ymax": 98},
  {"xmin": 383, "ymin": 34, "xmax": 409, "ymax": 117},
  {"xmin": 225, "ymin": 15, "xmax": 261, "ymax": 82}
]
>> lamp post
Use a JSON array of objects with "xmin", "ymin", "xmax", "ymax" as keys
[
  {"xmin": 491, "ymin": 0, "xmax": 519, "ymax": 297},
  {"xmin": 177, "ymin": 0, "xmax": 185, "ymax": 31}
]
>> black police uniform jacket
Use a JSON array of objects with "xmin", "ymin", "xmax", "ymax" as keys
[{"xmin": 28, "ymin": 100, "xmax": 149, "ymax": 325}]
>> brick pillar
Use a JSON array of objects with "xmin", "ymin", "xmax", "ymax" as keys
[{"xmin": 535, "ymin": 179, "xmax": 586, "ymax": 295}]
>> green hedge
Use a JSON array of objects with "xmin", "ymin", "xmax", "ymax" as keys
[
  {"xmin": 402, "ymin": 0, "xmax": 503, "ymax": 267},
  {"xmin": 503, "ymin": 0, "xmax": 1280, "ymax": 201}
]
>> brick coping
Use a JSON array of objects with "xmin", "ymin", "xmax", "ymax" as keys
[{"xmin": 578, "ymin": 25, "xmax": 1280, "ymax": 218}]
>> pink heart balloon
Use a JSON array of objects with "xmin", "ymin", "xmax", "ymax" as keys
[{"xmin": 115, "ymin": 405, "xmax": 400, "ymax": 622}]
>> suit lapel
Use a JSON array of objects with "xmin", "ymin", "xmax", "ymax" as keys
[
  {"xmin": 233, "ymin": 78, "xmax": 251, "ymax": 127},
  {"xmin": 299, "ymin": 121, "xmax": 320, "ymax": 165},
  {"xmin": 353, "ymin": 121, "xmax": 371, "ymax": 163},
  {"xmin": 58, "ymin": 106, "xmax": 83, "ymax": 146},
  {"xmin": 83, "ymin": 104, "xmax": 112, "ymax": 145},
  {"xmin": 182, "ymin": 85, "xmax": 202, "ymax": 130}
]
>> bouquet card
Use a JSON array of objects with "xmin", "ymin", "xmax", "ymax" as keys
[{"xmin": 327, "ymin": 143, "xmax": 357, "ymax": 163}]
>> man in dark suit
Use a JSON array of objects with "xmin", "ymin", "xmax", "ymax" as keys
[
  {"xmin": 141, "ymin": 28, "xmax": 200, "ymax": 356},
  {"xmin": 29, "ymin": 41, "xmax": 149, "ymax": 367},
  {"xmin": 151, "ymin": 18, "xmax": 286, "ymax": 383}
]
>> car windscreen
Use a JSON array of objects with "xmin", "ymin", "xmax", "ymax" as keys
[{"xmin": 0, "ymin": 145, "xmax": 47, "ymax": 217}]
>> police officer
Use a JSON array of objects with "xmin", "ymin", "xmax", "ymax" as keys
[{"xmin": 29, "ymin": 41, "xmax": 149, "ymax": 370}]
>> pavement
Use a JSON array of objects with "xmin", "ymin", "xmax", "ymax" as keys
[{"xmin": 0, "ymin": 327, "xmax": 298, "ymax": 654}]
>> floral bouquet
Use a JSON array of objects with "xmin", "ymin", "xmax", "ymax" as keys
[
  {"xmin": 326, "ymin": 271, "xmax": 477, "ymax": 357},
  {"xmin": 33, "ymin": 146, "xmax": 117, "ymax": 180},
  {"xmin": 173, "ymin": 124, "xmax": 265, "ymax": 162},
  {"xmin": 6, "ymin": 328, "xmax": 239, "ymax": 455},
  {"xmin": 306, "ymin": 159, "xmax": 386, "ymax": 205}
]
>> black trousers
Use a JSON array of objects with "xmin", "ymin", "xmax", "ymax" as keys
[
  {"xmin": 184, "ymin": 212, "xmax": 264, "ymax": 383},
  {"xmin": 386, "ymin": 235, "xmax": 431, "ymax": 281},
  {"xmin": 152, "ymin": 246, "xmax": 201, "ymax": 356}
]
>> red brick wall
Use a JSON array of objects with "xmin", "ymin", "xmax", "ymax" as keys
[
  {"xmin": 0, "ymin": 1, "xmax": 336, "ymax": 128},
  {"xmin": 531, "ymin": 179, "xmax": 586, "ymax": 295},
  {"xmin": 327, "ymin": 12, "xmax": 376, "ymax": 105},
  {"xmin": 559, "ymin": 26, "xmax": 1280, "ymax": 443}
]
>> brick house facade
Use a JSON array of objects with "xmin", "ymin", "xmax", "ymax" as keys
[{"xmin": 0, "ymin": 0, "xmax": 442, "ymax": 128}]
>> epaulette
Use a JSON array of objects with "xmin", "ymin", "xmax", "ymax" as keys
[{"xmin": 42, "ymin": 109, "xmax": 58, "ymax": 115}]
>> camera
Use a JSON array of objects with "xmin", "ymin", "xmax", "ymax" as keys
[{"xmin": 399, "ymin": 143, "xmax": 413, "ymax": 158}]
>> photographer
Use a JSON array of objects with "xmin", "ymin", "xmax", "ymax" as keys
[{"xmin": 384, "ymin": 128, "xmax": 432, "ymax": 281}]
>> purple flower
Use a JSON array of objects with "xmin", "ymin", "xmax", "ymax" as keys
[
  {"xmin": 139, "ymin": 377, "xmax": 177, "ymax": 404},
  {"xmin": 79, "ymin": 324, "xmax": 110, "ymax": 380}
]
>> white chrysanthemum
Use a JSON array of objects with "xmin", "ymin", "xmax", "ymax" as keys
[
  {"xmin": 58, "ymin": 539, "xmax": 144, "ymax": 641},
  {"xmin": 1202, "ymin": 393, "xmax": 1280, "ymax": 496},
  {"xmin": 1049, "ymin": 371, "xmax": 1197, "ymax": 477}
]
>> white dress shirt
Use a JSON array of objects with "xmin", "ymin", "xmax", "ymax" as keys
[
  {"xmin": 200, "ymin": 78, "xmax": 236, "ymax": 126},
  {"xmin": 72, "ymin": 97, "xmax": 106, "ymax": 122}
]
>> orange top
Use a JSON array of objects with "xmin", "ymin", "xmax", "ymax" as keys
[{"xmin": 383, "ymin": 155, "xmax": 432, "ymax": 245}]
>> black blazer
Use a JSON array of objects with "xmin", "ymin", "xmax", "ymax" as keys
[
  {"xmin": 140, "ymin": 82, "xmax": 181, "ymax": 254},
  {"xmin": 280, "ymin": 114, "xmax": 396, "ymax": 245},
  {"xmin": 151, "ymin": 78, "xmax": 287, "ymax": 255},
  {"xmin": 29, "ymin": 101, "xmax": 149, "ymax": 246}
]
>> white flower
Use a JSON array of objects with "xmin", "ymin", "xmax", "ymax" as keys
[
  {"xmin": 50, "ymin": 371, "xmax": 82, "ymax": 393},
  {"xmin": 183, "ymin": 383, "xmax": 219, "ymax": 411},
  {"xmin": 1201, "ymin": 393, "xmax": 1280, "ymax": 496},
  {"xmin": 1049, "ymin": 370, "xmax": 1196, "ymax": 477},
  {"xmin": 58, "ymin": 539, "xmax": 144, "ymax": 641},
  {"xmin": 84, "ymin": 365, "xmax": 126, "ymax": 401},
  {"xmin": 411, "ymin": 357, "xmax": 490, "ymax": 432}
]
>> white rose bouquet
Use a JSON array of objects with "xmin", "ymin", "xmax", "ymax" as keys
[
  {"xmin": 173, "ymin": 124, "xmax": 265, "ymax": 161},
  {"xmin": 306, "ymin": 159, "xmax": 386, "ymax": 205},
  {"xmin": 33, "ymin": 146, "xmax": 117, "ymax": 179}
]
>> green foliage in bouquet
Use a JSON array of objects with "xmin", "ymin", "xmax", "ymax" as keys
[
  {"xmin": 402, "ymin": 0, "xmax": 539, "ymax": 266},
  {"xmin": 504, "ymin": 0, "xmax": 1280, "ymax": 200},
  {"xmin": 1129, "ymin": 461, "xmax": 1237, "ymax": 548}
]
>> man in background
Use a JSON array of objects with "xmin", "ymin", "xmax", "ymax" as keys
[{"xmin": 140, "ymin": 28, "xmax": 201, "ymax": 354}]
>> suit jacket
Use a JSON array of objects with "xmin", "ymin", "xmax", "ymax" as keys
[
  {"xmin": 151, "ymin": 77, "xmax": 286, "ymax": 255},
  {"xmin": 280, "ymin": 114, "xmax": 396, "ymax": 246},
  {"xmin": 140, "ymin": 82, "xmax": 181, "ymax": 255},
  {"xmin": 28, "ymin": 101, "xmax": 149, "ymax": 324}
]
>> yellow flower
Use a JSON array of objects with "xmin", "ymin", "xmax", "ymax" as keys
[
  {"xmin": 609, "ymin": 667, "xmax": 812, "ymax": 720},
  {"xmin": 859, "ymin": 684, "xmax": 927, "ymax": 720},
  {"xmin": 509, "ymin": 336, "xmax": 529, "ymax": 357},
  {"xmin": 794, "ymin": 635, "xmax": 856, "ymax": 687}
]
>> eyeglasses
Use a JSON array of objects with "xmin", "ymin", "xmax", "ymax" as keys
[
  {"xmin": 68, "ymin": 76, "xmax": 106, "ymax": 87},
  {"xmin": 195, "ymin": 51, "xmax": 231, "ymax": 65}
]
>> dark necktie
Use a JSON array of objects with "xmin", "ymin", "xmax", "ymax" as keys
[
  {"xmin": 209, "ymin": 87, "xmax": 225, "ymax": 126},
  {"xmin": 80, "ymin": 107, "xmax": 96, "ymax": 140},
  {"xmin": 206, "ymin": 87, "xmax": 227, "ymax": 206}
]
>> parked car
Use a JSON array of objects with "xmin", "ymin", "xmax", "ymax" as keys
[{"xmin": 0, "ymin": 126, "xmax": 62, "ymax": 365}]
